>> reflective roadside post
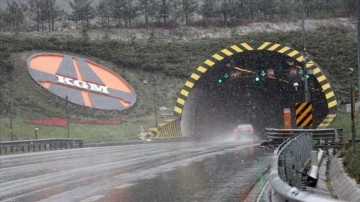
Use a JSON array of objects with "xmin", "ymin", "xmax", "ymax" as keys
[
  {"xmin": 350, "ymin": 68, "xmax": 357, "ymax": 153},
  {"xmin": 34, "ymin": 128, "xmax": 38, "ymax": 139},
  {"xmin": 9, "ymin": 102, "xmax": 13, "ymax": 141},
  {"xmin": 153, "ymin": 99, "xmax": 158, "ymax": 127},
  {"xmin": 66, "ymin": 96, "xmax": 70, "ymax": 139}
]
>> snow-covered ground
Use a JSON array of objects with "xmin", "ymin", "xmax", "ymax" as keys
[{"xmin": 3, "ymin": 17, "xmax": 356, "ymax": 42}]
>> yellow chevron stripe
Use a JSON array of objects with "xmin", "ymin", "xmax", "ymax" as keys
[
  {"xmin": 174, "ymin": 106, "xmax": 182, "ymax": 114},
  {"xmin": 322, "ymin": 83, "xmax": 330, "ymax": 91},
  {"xmin": 185, "ymin": 81, "xmax": 194, "ymax": 88},
  {"xmin": 296, "ymin": 56, "xmax": 304, "ymax": 63},
  {"xmin": 317, "ymin": 75, "xmax": 326, "ymax": 82},
  {"xmin": 288, "ymin": 50, "xmax": 300, "ymax": 57},
  {"xmin": 258, "ymin": 42, "xmax": 271, "ymax": 50},
  {"xmin": 313, "ymin": 68, "xmax": 321, "ymax": 75},
  {"xmin": 306, "ymin": 60, "xmax": 315, "ymax": 68},
  {"xmin": 268, "ymin": 44, "xmax": 280, "ymax": 51},
  {"xmin": 328, "ymin": 100, "xmax": 337, "ymax": 108},
  {"xmin": 177, "ymin": 98, "xmax": 185, "ymax": 105},
  {"xmin": 318, "ymin": 123, "xmax": 329, "ymax": 128},
  {"xmin": 241, "ymin": 43, "xmax": 254, "ymax": 50},
  {"xmin": 325, "ymin": 91, "xmax": 335, "ymax": 99},
  {"xmin": 212, "ymin": 53, "xmax": 224, "ymax": 61},
  {"xmin": 190, "ymin": 73, "xmax": 200, "ymax": 80},
  {"xmin": 296, "ymin": 102, "xmax": 308, "ymax": 115},
  {"xmin": 197, "ymin": 66, "xmax": 207, "ymax": 73},
  {"xmin": 180, "ymin": 89, "xmax": 189, "ymax": 96},
  {"xmin": 204, "ymin": 59, "xmax": 215, "ymax": 67},
  {"xmin": 231, "ymin": 45, "xmax": 243, "ymax": 52},
  {"xmin": 297, "ymin": 105, "xmax": 312, "ymax": 122},
  {"xmin": 302, "ymin": 114, "xmax": 313, "ymax": 127},
  {"xmin": 327, "ymin": 114, "xmax": 337, "ymax": 118},
  {"xmin": 221, "ymin": 49, "xmax": 233, "ymax": 56},
  {"xmin": 278, "ymin": 46, "xmax": 290, "ymax": 53}
]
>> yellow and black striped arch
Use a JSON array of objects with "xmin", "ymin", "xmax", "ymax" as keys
[{"xmin": 174, "ymin": 41, "xmax": 337, "ymax": 128}]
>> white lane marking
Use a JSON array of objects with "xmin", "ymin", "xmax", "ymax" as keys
[
  {"xmin": 79, "ymin": 194, "xmax": 105, "ymax": 202},
  {"xmin": 256, "ymin": 179, "xmax": 270, "ymax": 202},
  {"xmin": 114, "ymin": 183, "xmax": 135, "ymax": 190}
]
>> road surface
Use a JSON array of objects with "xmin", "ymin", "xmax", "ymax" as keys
[{"xmin": 0, "ymin": 140, "xmax": 272, "ymax": 202}]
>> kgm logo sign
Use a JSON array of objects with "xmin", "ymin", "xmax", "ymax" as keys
[{"xmin": 26, "ymin": 53, "xmax": 137, "ymax": 111}]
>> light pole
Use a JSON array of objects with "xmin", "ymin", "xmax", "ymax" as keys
[
  {"xmin": 301, "ymin": 0, "xmax": 310, "ymax": 102},
  {"xmin": 357, "ymin": 0, "xmax": 360, "ymax": 99},
  {"xmin": 34, "ymin": 128, "xmax": 38, "ymax": 139}
]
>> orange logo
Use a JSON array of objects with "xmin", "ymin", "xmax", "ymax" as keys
[{"xmin": 26, "ymin": 53, "xmax": 137, "ymax": 111}]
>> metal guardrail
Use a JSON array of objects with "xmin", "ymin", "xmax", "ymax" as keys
[
  {"xmin": 269, "ymin": 133, "xmax": 344, "ymax": 202},
  {"xmin": 266, "ymin": 128, "xmax": 343, "ymax": 141},
  {"xmin": 266, "ymin": 128, "xmax": 343, "ymax": 155},
  {"xmin": 0, "ymin": 138, "xmax": 84, "ymax": 155}
]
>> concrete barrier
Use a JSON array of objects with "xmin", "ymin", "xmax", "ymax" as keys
[{"xmin": 329, "ymin": 155, "xmax": 360, "ymax": 202}]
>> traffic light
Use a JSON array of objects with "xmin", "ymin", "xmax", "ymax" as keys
[
  {"xmin": 217, "ymin": 72, "xmax": 230, "ymax": 84},
  {"xmin": 255, "ymin": 75, "xmax": 260, "ymax": 82},
  {"xmin": 260, "ymin": 70, "xmax": 266, "ymax": 77}
]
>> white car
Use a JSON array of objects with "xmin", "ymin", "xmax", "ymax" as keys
[{"xmin": 233, "ymin": 124, "xmax": 255, "ymax": 141}]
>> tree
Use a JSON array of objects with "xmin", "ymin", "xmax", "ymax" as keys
[
  {"xmin": 344, "ymin": 0, "xmax": 357, "ymax": 14},
  {"xmin": 29, "ymin": 0, "xmax": 63, "ymax": 31},
  {"xmin": 69, "ymin": 0, "xmax": 95, "ymax": 28},
  {"xmin": 220, "ymin": 0, "xmax": 232, "ymax": 21},
  {"xmin": 158, "ymin": 0, "xmax": 171, "ymax": 24},
  {"xmin": 181, "ymin": 0, "xmax": 197, "ymax": 25},
  {"xmin": 122, "ymin": 0, "xmax": 138, "ymax": 28},
  {"xmin": 97, "ymin": 0, "xmax": 111, "ymax": 28},
  {"xmin": 258, "ymin": 0, "xmax": 275, "ymax": 20},
  {"xmin": 3, "ymin": 1, "xmax": 26, "ymax": 31},
  {"xmin": 28, "ymin": 0, "xmax": 44, "ymax": 31},
  {"xmin": 43, "ymin": 0, "xmax": 63, "ymax": 31},
  {"xmin": 138, "ymin": 0, "xmax": 158, "ymax": 26},
  {"xmin": 200, "ymin": 0, "xmax": 218, "ymax": 20}
]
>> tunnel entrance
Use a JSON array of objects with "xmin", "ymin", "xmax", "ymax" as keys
[{"xmin": 176, "ymin": 42, "xmax": 337, "ymax": 140}]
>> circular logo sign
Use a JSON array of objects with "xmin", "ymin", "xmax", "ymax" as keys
[{"xmin": 26, "ymin": 53, "xmax": 137, "ymax": 111}]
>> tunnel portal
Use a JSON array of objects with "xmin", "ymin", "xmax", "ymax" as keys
[{"xmin": 175, "ymin": 42, "xmax": 337, "ymax": 140}]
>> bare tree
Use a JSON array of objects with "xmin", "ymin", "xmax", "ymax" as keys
[
  {"xmin": 181, "ymin": 0, "xmax": 197, "ymax": 25},
  {"xmin": 43, "ymin": 0, "xmax": 63, "ymax": 31},
  {"xmin": 3, "ymin": 1, "xmax": 26, "ymax": 31},
  {"xmin": 69, "ymin": 0, "xmax": 94, "ymax": 28},
  {"xmin": 97, "ymin": 0, "xmax": 111, "ymax": 28},
  {"xmin": 158, "ymin": 0, "xmax": 171, "ymax": 24},
  {"xmin": 28, "ymin": 0, "xmax": 44, "ymax": 31}
]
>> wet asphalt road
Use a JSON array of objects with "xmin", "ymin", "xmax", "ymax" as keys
[{"xmin": 0, "ymin": 140, "xmax": 272, "ymax": 202}]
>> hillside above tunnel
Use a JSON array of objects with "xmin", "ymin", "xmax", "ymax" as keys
[{"xmin": 0, "ymin": 18, "xmax": 358, "ymax": 141}]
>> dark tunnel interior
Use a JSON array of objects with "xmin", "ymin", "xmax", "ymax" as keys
[{"xmin": 181, "ymin": 51, "xmax": 329, "ymax": 140}]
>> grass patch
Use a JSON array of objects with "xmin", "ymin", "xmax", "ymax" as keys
[
  {"xmin": 331, "ymin": 111, "xmax": 360, "ymax": 184},
  {"xmin": 341, "ymin": 143, "xmax": 360, "ymax": 183},
  {"xmin": 0, "ymin": 116, "xmax": 157, "ymax": 144}
]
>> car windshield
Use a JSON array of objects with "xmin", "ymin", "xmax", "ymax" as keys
[{"xmin": 0, "ymin": 0, "xmax": 357, "ymax": 201}]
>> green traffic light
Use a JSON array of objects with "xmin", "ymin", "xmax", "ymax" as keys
[
  {"xmin": 218, "ymin": 78, "xmax": 223, "ymax": 84},
  {"xmin": 261, "ymin": 70, "xmax": 266, "ymax": 77},
  {"xmin": 224, "ymin": 73, "xmax": 229, "ymax": 79},
  {"xmin": 255, "ymin": 76, "xmax": 260, "ymax": 81}
]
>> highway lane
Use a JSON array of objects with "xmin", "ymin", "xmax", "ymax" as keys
[{"xmin": 0, "ymin": 140, "xmax": 272, "ymax": 202}]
